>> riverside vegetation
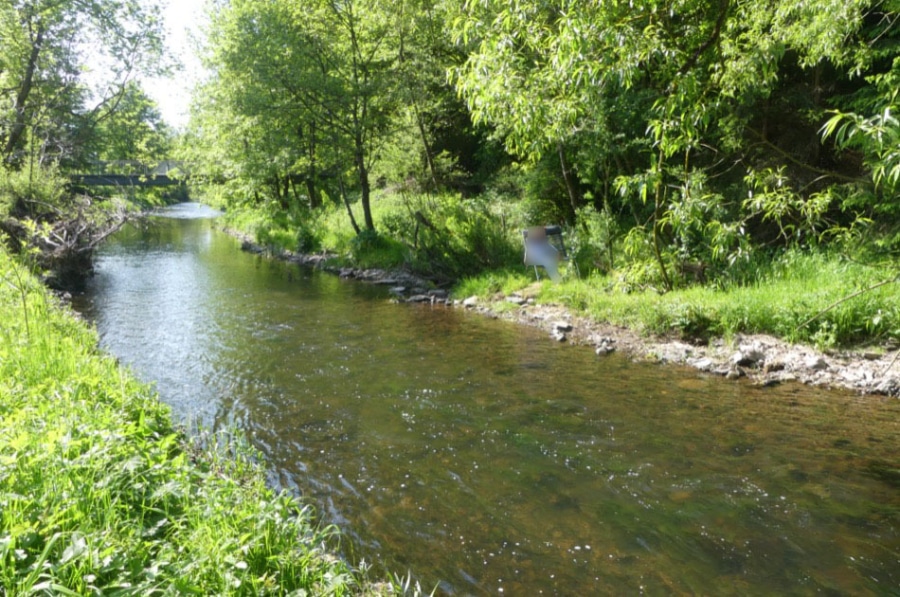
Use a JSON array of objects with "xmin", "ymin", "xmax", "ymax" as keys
[
  {"xmin": 0, "ymin": 246, "xmax": 424, "ymax": 594},
  {"xmin": 3, "ymin": 0, "xmax": 900, "ymax": 351},
  {"xmin": 183, "ymin": 0, "xmax": 900, "ymax": 356},
  {"xmin": 1, "ymin": 0, "xmax": 900, "ymax": 591},
  {"xmin": 216, "ymin": 190, "xmax": 900, "ymax": 353}
]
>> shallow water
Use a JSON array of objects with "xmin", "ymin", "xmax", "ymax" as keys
[{"xmin": 73, "ymin": 203, "xmax": 900, "ymax": 595}]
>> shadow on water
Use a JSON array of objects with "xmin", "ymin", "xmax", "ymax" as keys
[{"xmin": 73, "ymin": 203, "xmax": 900, "ymax": 595}]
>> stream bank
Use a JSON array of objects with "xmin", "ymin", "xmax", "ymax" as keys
[
  {"xmin": 237, "ymin": 231, "xmax": 900, "ymax": 399},
  {"xmin": 80, "ymin": 209, "xmax": 898, "ymax": 595}
]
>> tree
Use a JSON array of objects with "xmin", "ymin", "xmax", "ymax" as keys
[
  {"xmin": 197, "ymin": 0, "xmax": 403, "ymax": 232},
  {"xmin": 88, "ymin": 82, "xmax": 172, "ymax": 171},
  {"xmin": 449, "ymin": 0, "xmax": 887, "ymax": 288},
  {"xmin": 0, "ymin": 0, "xmax": 167, "ymax": 171}
]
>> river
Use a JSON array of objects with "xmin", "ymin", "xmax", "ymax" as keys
[{"xmin": 72, "ymin": 203, "xmax": 900, "ymax": 595}]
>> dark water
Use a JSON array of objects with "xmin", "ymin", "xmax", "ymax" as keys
[{"xmin": 73, "ymin": 203, "xmax": 900, "ymax": 595}]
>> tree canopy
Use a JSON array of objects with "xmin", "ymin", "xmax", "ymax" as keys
[
  {"xmin": 185, "ymin": 0, "xmax": 900, "ymax": 284},
  {"xmin": 0, "ymin": 0, "xmax": 168, "ymax": 171}
]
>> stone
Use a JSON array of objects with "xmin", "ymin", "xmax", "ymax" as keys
[
  {"xmin": 732, "ymin": 348, "xmax": 765, "ymax": 367},
  {"xmin": 875, "ymin": 378, "xmax": 900, "ymax": 396},
  {"xmin": 764, "ymin": 360, "xmax": 785, "ymax": 373},
  {"xmin": 725, "ymin": 366, "xmax": 745, "ymax": 380},
  {"xmin": 463, "ymin": 296, "xmax": 479, "ymax": 307},
  {"xmin": 689, "ymin": 357, "xmax": 715, "ymax": 372},
  {"xmin": 553, "ymin": 321, "xmax": 573, "ymax": 332},
  {"xmin": 804, "ymin": 355, "xmax": 829, "ymax": 371},
  {"xmin": 388, "ymin": 286, "xmax": 407, "ymax": 296},
  {"xmin": 407, "ymin": 294, "xmax": 432, "ymax": 303},
  {"xmin": 551, "ymin": 330, "xmax": 567, "ymax": 342},
  {"xmin": 506, "ymin": 295, "xmax": 527, "ymax": 305}
]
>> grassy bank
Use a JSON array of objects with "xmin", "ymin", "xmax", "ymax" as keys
[
  {"xmin": 0, "ymin": 248, "xmax": 394, "ymax": 594},
  {"xmin": 457, "ymin": 251, "xmax": 900, "ymax": 349},
  {"xmin": 211, "ymin": 191, "xmax": 900, "ymax": 351}
]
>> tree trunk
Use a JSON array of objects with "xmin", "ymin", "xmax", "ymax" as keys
[
  {"xmin": 355, "ymin": 134, "xmax": 374, "ymax": 231},
  {"xmin": 301, "ymin": 122, "xmax": 321, "ymax": 209},
  {"xmin": 3, "ymin": 24, "xmax": 44, "ymax": 164},
  {"xmin": 414, "ymin": 104, "xmax": 439, "ymax": 189},
  {"xmin": 273, "ymin": 174, "xmax": 289, "ymax": 210},
  {"xmin": 652, "ymin": 149, "xmax": 673, "ymax": 292},
  {"xmin": 558, "ymin": 143, "xmax": 579, "ymax": 224},
  {"xmin": 339, "ymin": 175, "xmax": 361, "ymax": 235}
]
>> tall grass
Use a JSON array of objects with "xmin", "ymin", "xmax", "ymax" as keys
[
  {"xmin": 476, "ymin": 251, "xmax": 900, "ymax": 348},
  {"xmin": 209, "ymin": 187, "xmax": 900, "ymax": 349},
  {"xmin": 219, "ymin": 190, "xmax": 524, "ymax": 280},
  {"xmin": 0, "ymin": 248, "xmax": 400, "ymax": 594}
]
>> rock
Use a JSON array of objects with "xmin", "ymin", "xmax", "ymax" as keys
[
  {"xmin": 764, "ymin": 360, "xmax": 785, "ymax": 373},
  {"xmin": 463, "ymin": 296, "xmax": 479, "ymax": 307},
  {"xmin": 553, "ymin": 320, "xmax": 573, "ymax": 332},
  {"xmin": 732, "ymin": 347, "xmax": 765, "ymax": 367},
  {"xmin": 596, "ymin": 344, "xmax": 615, "ymax": 356},
  {"xmin": 357, "ymin": 268, "xmax": 386, "ymax": 281},
  {"xmin": 551, "ymin": 330, "xmax": 567, "ymax": 342},
  {"xmin": 428, "ymin": 289, "xmax": 449, "ymax": 298},
  {"xmin": 804, "ymin": 355, "xmax": 829, "ymax": 371},
  {"xmin": 388, "ymin": 286, "xmax": 407, "ymax": 296},
  {"xmin": 506, "ymin": 295, "xmax": 527, "ymax": 305},
  {"xmin": 339, "ymin": 268, "xmax": 355, "ymax": 278},
  {"xmin": 725, "ymin": 366, "xmax": 745, "ymax": 380},
  {"xmin": 689, "ymin": 357, "xmax": 715, "ymax": 372},
  {"xmin": 653, "ymin": 342, "xmax": 694, "ymax": 363},
  {"xmin": 407, "ymin": 294, "xmax": 432, "ymax": 303}
]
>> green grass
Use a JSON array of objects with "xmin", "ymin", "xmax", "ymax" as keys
[
  {"xmin": 218, "ymin": 190, "xmax": 524, "ymax": 279},
  {"xmin": 209, "ymin": 190, "xmax": 900, "ymax": 350},
  {"xmin": 454, "ymin": 269, "xmax": 536, "ymax": 298},
  {"xmin": 459, "ymin": 251, "xmax": 900, "ymax": 349},
  {"xmin": 0, "ymin": 248, "xmax": 403, "ymax": 595}
]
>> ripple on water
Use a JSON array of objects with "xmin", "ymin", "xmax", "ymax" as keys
[{"xmin": 73, "ymin": 213, "xmax": 900, "ymax": 595}]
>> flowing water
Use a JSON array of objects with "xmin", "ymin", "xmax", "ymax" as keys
[{"xmin": 72, "ymin": 203, "xmax": 900, "ymax": 595}]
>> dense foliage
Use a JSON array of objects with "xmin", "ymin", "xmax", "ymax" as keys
[
  {"xmin": 188, "ymin": 0, "xmax": 900, "ymax": 290},
  {"xmin": 0, "ymin": 0, "xmax": 176, "ymax": 286},
  {"xmin": 0, "ymin": 0, "xmax": 171, "ymax": 171}
]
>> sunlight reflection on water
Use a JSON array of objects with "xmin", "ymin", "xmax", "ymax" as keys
[{"xmin": 73, "ymin": 203, "xmax": 900, "ymax": 595}]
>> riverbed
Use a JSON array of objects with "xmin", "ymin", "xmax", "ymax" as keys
[{"xmin": 72, "ymin": 203, "xmax": 900, "ymax": 595}]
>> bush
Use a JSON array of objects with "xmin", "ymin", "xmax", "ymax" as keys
[
  {"xmin": 387, "ymin": 193, "xmax": 521, "ymax": 280},
  {"xmin": 349, "ymin": 228, "xmax": 407, "ymax": 269},
  {"xmin": 0, "ymin": 165, "xmax": 68, "ymax": 218}
]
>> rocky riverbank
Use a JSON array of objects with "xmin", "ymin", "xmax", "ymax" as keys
[
  {"xmin": 457, "ymin": 290, "xmax": 900, "ymax": 398},
  {"xmin": 238, "ymin": 235, "xmax": 900, "ymax": 399}
]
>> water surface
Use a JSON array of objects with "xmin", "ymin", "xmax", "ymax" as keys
[{"xmin": 73, "ymin": 203, "xmax": 900, "ymax": 595}]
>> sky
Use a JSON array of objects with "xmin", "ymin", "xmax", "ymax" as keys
[{"xmin": 144, "ymin": 0, "xmax": 208, "ymax": 129}]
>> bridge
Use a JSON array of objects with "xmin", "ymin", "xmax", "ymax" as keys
[
  {"xmin": 71, "ymin": 160, "xmax": 187, "ymax": 188},
  {"xmin": 72, "ymin": 173, "xmax": 183, "ymax": 187}
]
